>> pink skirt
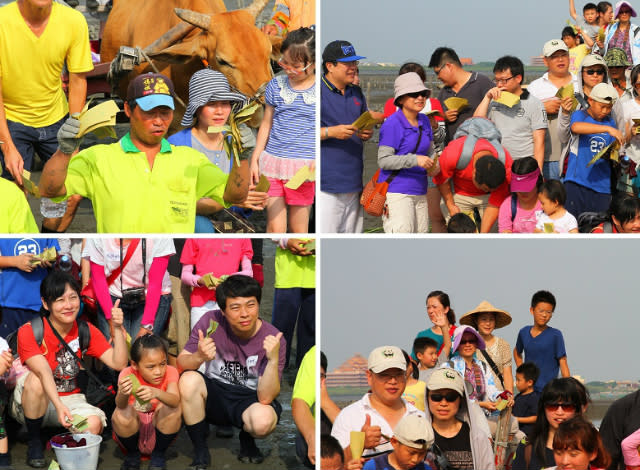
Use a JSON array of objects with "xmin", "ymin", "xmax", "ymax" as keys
[{"xmin": 259, "ymin": 150, "xmax": 314, "ymax": 181}]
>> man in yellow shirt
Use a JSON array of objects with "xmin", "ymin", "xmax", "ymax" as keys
[
  {"xmin": 0, "ymin": 0, "xmax": 93, "ymax": 232},
  {"xmin": 40, "ymin": 73, "xmax": 251, "ymax": 233},
  {"xmin": 0, "ymin": 178, "xmax": 38, "ymax": 233}
]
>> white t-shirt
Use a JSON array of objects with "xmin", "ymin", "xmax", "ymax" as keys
[
  {"xmin": 622, "ymin": 98, "xmax": 640, "ymax": 164},
  {"xmin": 82, "ymin": 239, "xmax": 175, "ymax": 297},
  {"xmin": 535, "ymin": 210, "xmax": 578, "ymax": 233}
]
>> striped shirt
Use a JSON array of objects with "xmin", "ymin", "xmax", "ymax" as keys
[{"xmin": 265, "ymin": 74, "xmax": 315, "ymax": 160}]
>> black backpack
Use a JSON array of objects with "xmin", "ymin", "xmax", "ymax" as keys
[
  {"xmin": 6, "ymin": 316, "xmax": 91, "ymax": 359},
  {"xmin": 577, "ymin": 212, "xmax": 612, "ymax": 233}
]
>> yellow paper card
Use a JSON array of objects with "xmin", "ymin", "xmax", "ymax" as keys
[
  {"xmin": 350, "ymin": 431, "xmax": 365, "ymax": 460},
  {"xmin": 444, "ymin": 97, "xmax": 469, "ymax": 111},
  {"xmin": 22, "ymin": 170, "xmax": 40, "ymax": 198},
  {"xmin": 352, "ymin": 111, "xmax": 383, "ymax": 130},
  {"xmin": 31, "ymin": 247, "xmax": 57, "ymax": 266},
  {"xmin": 424, "ymin": 109, "xmax": 444, "ymax": 118},
  {"xmin": 494, "ymin": 91, "xmax": 520, "ymax": 108},
  {"xmin": 587, "ymin": 140, "xmax": 620, "ymax": 167},
  {"xmin": 77, "ymin": 100, "xmax": 120, "ymax": 138},
  {"xmin": 285, "ymin": 166, "xmax": 314, "ymax": 190},
  {"xmin": 544, "ymin": 222, "xmax": 555, "ymax": 233},
  {"xmin": 555, "ymin": 84, "xmax": 575, "ymax": 99},
  {"xmin": 254, "ymin": 174, "xmax": 271, "ymax": 193}
]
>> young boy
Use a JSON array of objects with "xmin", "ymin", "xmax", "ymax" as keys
[
  {"xmin": 363, "ymin": 414, "xmax": 434, "ymax": 470},
  {"xmin": 514, "ymin": 290, "xmax": 570, "ymax": 393},
  {"xmin": 512, "ymin": 362, "xmax": 541, "ymax": 438},
  {"xmin": 414, "ymin": 334, "xmax": 451, "ymax": 385},
  {"xmin": 564, "ymin": 82, "xmax": 622, "ymax": 216},
  {"xmin": 569, "ymin": 0, "xmax": 600, "ymax": 48}
]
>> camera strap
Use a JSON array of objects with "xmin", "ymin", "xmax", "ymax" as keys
[{"xmin": 118, "ymin": 238, "xmax": 143, "ymax": 295}]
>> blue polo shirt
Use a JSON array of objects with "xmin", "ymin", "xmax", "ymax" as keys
[
  {"xmin": 320, "ymin": 75, "xmax": 368, "ymax": 193},
  {"xmin": 378, "ymin": 110, "xmax": 433, "ymax": 195}
]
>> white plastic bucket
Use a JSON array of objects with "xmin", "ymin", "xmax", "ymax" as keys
[{"xmin": 50, "ymin": 433, "xmax": 102, "ymax": 470}]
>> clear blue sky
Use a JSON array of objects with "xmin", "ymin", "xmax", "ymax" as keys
[
  {"xmin": 321, "ymin": 0, "xmax": 584, "ymax": 64},
  {"xmin": 321, "ymin": 238, "xmax": 636, "ymax": 383}
]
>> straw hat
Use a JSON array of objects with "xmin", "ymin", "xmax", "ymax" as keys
[{"xmin": 459, "ymin": 301, "xmax": 512, "ymax": 329}]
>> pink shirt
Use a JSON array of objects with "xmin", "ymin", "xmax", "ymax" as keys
[
  {"xmin": 498, "ymin": 195, "xmax": 541, "ymax": 233},
  {"xmin": 180, "ymin": 239, "xmax": 253, "ymax": 307}
]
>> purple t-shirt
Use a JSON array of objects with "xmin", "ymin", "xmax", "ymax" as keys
[
  {"xmin": 378, "ymin": 111, "xmax": 433, "ymax": 195},
  {"xmin": 184, "ymin": 309, "xmax": 286, "ymax": 390}
]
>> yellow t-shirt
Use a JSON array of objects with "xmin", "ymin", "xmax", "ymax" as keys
[
  {"xmin": 569, "ymin": 44, "xmax": 590, "ymax": 76},
  {"xmin": 274, "ymin": 243, "xmax": 315, "ymax": 288},
  {"xmin": 0, "ymin": 2, "xmax": 93, "ymax": 127},
  {"xmin": 402, "ymin": 380, "xmax": 426, "ymax": 412},
  {"xmin": 57, "ymin": 134, "xmax": 229, "ymax": 233},
  {"xmin": 292, "ymin": 346, "xmax": 315, "ymax": 416},
  {"xmin": 0, "ymin": 178, "xmax": 37, "ymax": 233}
]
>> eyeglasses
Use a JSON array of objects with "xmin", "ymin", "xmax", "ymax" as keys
[
  {"xmin": 429, "ymin": 392, "xmax": 460, "ymax": 403},
  {"xmin": 320, "ymin": 372, "xmax": 327, "ymax": 379},
  {"xmin": 493, "ymin": 76, "xmax": 515, "ymax": 85},
  {"xmin": 459, "ymin": 338, "xmax": 478, "ymax": 345},
  {"xmin": 277, "ymin": 60, "xmax": 312, "ymax": 75},
  {"xmin": 433, "ymin": 63, "xmax": 449, "ymax": 77},
  {"xmin": 545, "ymin": 403, "xmax": 577, "ymax": 413},
  {"xmin": 374, "ymin": 371, "xmax": 407, "ymax": 382},
  {"xmin": 584, "ymin": 69, "xmax": 606, "ymax": 76},
  {"xmin": 406, "ymin": 91, "xmax": 429, "ymax": 99}
]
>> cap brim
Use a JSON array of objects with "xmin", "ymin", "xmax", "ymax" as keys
[
  {"xmin": 337, "ymin": 55, "xmax": 366, "ymax": 61},
  {"xmin": 136, "ymin": 94, "xmax": 175, "ymax": 111}
]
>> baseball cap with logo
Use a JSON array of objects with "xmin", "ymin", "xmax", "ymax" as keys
[
  {"xmin": 590, "ymin": 82, "xmax": 618, "ymax": 104},
  {"xmin": 322, "ymin": 40, "xmax": 366, "ymax": 63},
  {"xmin": 511, "ymin": 167, "xmax": 541, "ymax": 192},
  {"xmin": 542, "ymin": 39, "xmax": 569, "ymax": 57},
  {"xmin": 427, "ymin": 367, "xmax": 465, "ymax": 395},
  {"xmin": 126, "ymin": 73, "xmax": 175, "ymax": 111},
  {"xmin": 393, "ymin": 415, "xmax": 434, "ymax": 450},
  {"xmin": 367, "ymin": 346, "xmax": 406, "ymax": 373}
]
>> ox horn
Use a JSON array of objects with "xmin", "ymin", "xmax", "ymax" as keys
[
  {"xmin": 174, "ymin": 8, "xmax": 211, "ymax": 32},
  {"xmin": 143, "ymin": 21, "xmax": 195, "ymax": 55},
  {"xmin": 245, "ymin": 0, "xmax": 269, "ymax": 19}
]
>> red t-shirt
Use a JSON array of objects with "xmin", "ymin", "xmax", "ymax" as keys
[
  {"xmin": 433, "ymin": 137, "xmax": 513, "ymax": 208},
  {"xmin": 180, "ymin": 239, "xmax": 253, "ymax": 307},
  {"xmin": 383, "ymin": 97, "xmax": 445, "ymax": 120},
  {"xmin": 18, "ymin": 320, "xmax": 111, "ymax": 396},
  {"xmin": 118, "ymin": 365, "xmax": 179, "ymax": 411}
]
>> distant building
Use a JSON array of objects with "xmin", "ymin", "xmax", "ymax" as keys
[
  {"xmin": 326, "ymin": 354, "xmax": 369, "ymax": 388},
  {"xmin": 531, "ymin": 56, "xmax": 545, "ymax": 67},
  {"xmin": 460, "ymin": 57, "xmax": 473, "ymax": 66}
]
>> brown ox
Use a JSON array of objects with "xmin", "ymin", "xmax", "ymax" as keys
[{"xmin": 100, "ymin": 0, "xmax": 277, "ymax": 128}]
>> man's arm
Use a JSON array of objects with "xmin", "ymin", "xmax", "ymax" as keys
[
  {"xmin": 67, "ymin": 72, "xmax": 88, "ymax": 115},
  {"xmin": 292, "ymin": 398, "xmax": 315, "ymax": 465},
  {"xmin": 513, "ymin": 346, "xmax": 523, "ymax": 367},
  {"xmin": 438, "ymin": 180, "xmax": 460, "ymax": 217},
  {"xmin": 480, "ymin": 205, "xmax": 499, "ymax": 233},
  {"xmin": 0, "ymin": 81, "xmax": 25, "ymax": 185},
  {"xmin": 559, "ymin": 356, "xmax": 570, "ymax": 377},
  {"xmin": 257, "ymin": 332, "xmax": 283, "ymax": 404},
  {"xmin": 533, "ymin": 128, "xmax": 545, "ymax": 170},
  {"xmin": 39, "ymin": 150, "xmax": 71, "ymax": 198},
  {"xmin": 474, "ymin": 88, "xmax": 501, "ymax": 118},
  {"xmin": 176, "ymin": 330, "xmax": 215, "ymax": 373}
]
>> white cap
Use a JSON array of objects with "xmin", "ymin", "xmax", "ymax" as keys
[
  {"xmin": 367, "ymin": 346, "xmax": 406, "ymax": 373},
  {"xmin": 427, "ymin": 367, "xmax": 465, "ymax": 396},
  {"xmin": 393, "ymin": 414, "xmax": 434, "ymax": 450},
  {"xmin": 543, "ymin": 39, "xmax": 569, "ymax": 57},
  {"xmin": 590, "ymin": 82, "xmax": 618, "ymax": 104}
]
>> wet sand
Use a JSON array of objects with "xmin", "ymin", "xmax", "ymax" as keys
[{"xmin": 8, "ymin": 242, "xmax": 306, "ymax": 470}]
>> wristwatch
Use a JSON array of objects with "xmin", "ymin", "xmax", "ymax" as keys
[{"xmin": 142, "ymin": 324, "xmax": 154, "ymax": 332}]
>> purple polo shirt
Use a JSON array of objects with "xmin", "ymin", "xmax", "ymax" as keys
[
  {"xmin": 320, "ymin": 75, "xmax": 368, "ymax": 193},
  {"xmin": 378, "ymin": 111, "xmax": 433, "ymax": 195}
]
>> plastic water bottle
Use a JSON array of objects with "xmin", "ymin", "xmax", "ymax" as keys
[{"xmin": 58, "ymin": 254, "xmax": 72, "ymax": 272}]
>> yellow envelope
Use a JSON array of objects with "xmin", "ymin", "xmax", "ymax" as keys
[
  {"xmin": 254, "ymin": 174, "xmax": 271, "ymax": 193},
  {"xmin": 352, "ymin": 111, "xmax": 383, "ymax": 131},
  {"xmin": 77, "ymin": 100, "xmax": 120, "ymax": 139},
  {"xmin": 444, "ymin": 97, "xmax": 469, "ymax": 111},
  {"xmin": 31, "ymin": 247, "xmax": 57, "ymax": 266},
  {"xmin": 423, "ymin": 109, "xmax": 444, "ymax": 118},
  {"xmin": 350, "ymin": 431, "xmax": 365, "ymax": 460},
  {"xmin": 587, "ymin": 140, "xmax": 620, "ymax": 167},
  {"xmin": 22, "ymin": 170, "xmax": 40, "ymax": 198},
  {"xmin": 285, "ymin": 166, "xmax": 315, "ymax": 189},
  {"xmin": 555, "ymin": 83, "xmax": 575, "ymax": 99},
  {"xmin": 494, "ymin": 91, "xmax": 520, "ymax": 108}
]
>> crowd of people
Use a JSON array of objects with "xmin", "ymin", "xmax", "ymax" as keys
[
  {"xmin": 320, "ymin": 0, "xmax": 640, "ymax": 233},
  {"xmin": 319, "ymin": 289, "xmax": 640, "ymax": 470},
  {"xmin": 0, "ymin": 0, "xmax": 316, "ymax": 234},
  {"xmin": 0, "ymin": 237, "xmax": 316, "ymax": 469}
]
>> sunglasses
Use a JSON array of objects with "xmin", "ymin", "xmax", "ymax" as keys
[
  {"xmin": 459, "ymin": 338, "xmax": 478, "ymax": 345},
  {"xmin": 406, "ymin": 91, "xmax": 429, "ymax": 99},
  {"xmin": 429, "ymin": 392, "xmax": 460, "ymax": 403},
  {"xmin": 545, "ymin": 403, "xmax": 577, "ymax": 412},
  {"xmin": 584, "ymin": 69, "xmax": 606, "ymax": 75}
]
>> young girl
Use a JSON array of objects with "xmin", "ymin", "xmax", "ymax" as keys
[
  {"xmin": 551, "ymin": 416, "xmax": 611, "ymax": 470},
  {"xmin": 250, "ymin": 27, "xmax": 316, "ymax": 233},
  {"xmin": 113, "ymin": 335, "xmax": 181, "ymax": 470},
  {"xmin": 401, "ymin": 350, "xmax": 426, "ymax": 412},
  {"xmin": 168, "ymin": 69, "xmax": 266, "ymax": 233},
  {"xmin": 498, "ymin": 157, "xmax": 543, "ymax": 233},
  {"xmin": 535, "ymin": 180, "xmax": 579, "ymax": 233},
  {"xmin": 0, "ymin": 340, "xmax": 13, "ymax": 469}
]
